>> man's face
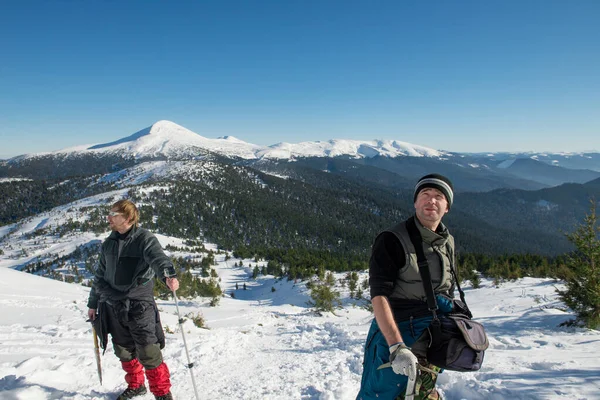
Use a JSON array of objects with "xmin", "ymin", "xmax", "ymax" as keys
[
  {"xmin": 107, "ymin": 208, "xmax": 132, "ymax": 232},
  {"xmin": 414, "ymin": 187, "xmax": 449, "ymax": 226}
]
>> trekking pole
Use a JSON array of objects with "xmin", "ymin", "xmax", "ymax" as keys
[{"xmin": 173, "ymin": 291, "xmax": 200, "ymax": 400}]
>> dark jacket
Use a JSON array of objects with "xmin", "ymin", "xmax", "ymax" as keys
[{"xmin": 87, "ymin": 226, "xmax": 176, "ymax": 309}]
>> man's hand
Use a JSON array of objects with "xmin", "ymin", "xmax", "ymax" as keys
[
  {"xmin": 389, "ymin": 342, "xmax": 418, "ymax": 378},
  {"xmin": 88, "ymin": 308, "xmax": 97, "ymax": 321},
  {"xmin": 166, "ymin": 277, "xmax": 179, "ymax": 292}
]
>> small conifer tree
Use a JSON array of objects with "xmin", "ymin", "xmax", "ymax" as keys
[
  {"xmin": 309, "ymin": 272, "xmax": 341, "ymax": 313},
  {"xmin": 470, "ymin": 271, "xmax": 481, "ymax": 289},
  {"xmin": 309, "ymin": 283, "xmax": 341, "ymax": 313},
  {"xmin": 557, "ymin": 200, "xmax": 600, "ymax": 329}
]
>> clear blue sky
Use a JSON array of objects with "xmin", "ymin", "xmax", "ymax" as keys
[{"xmin": 1, "ymin": 0, "xmax": 599, "ymax": 159}]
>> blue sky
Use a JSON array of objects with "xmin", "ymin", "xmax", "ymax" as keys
[{"xmin": 1, "ymin": 1, "xmax": 598, "ymax": 159}]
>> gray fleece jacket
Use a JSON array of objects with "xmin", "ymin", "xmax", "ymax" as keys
[{"xmin": 87, "ymin": 226, "xmax": 176, "ymax": 309}]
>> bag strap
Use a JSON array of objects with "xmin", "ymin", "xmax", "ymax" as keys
[
  {"xmin": 446, "ymin": 244, "xmax": 470, "ymax": 315},
  {"xmin": 406, "ymin": 216, "xmax": 439, "ymax": 321},
  {"xmin": 406, "ymin": 216, "xmax": 473, "ymax": 320}
]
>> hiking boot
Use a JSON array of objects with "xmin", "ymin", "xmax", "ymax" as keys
[
  {"xmin": 154, "ymin": 392, "xmax": 174, "ymax": 400},
  {"xmin": 117, "ymin": 385, "xmax": 147, "ymax": 399}
]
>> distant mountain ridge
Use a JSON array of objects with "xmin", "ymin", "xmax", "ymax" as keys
[
  {"xmin": 4, "ymin": 120, "xmax": 598, "ymax": 166},
  {"xmin": 2, "ymin": 120, "xmax": 600, "ymax": 189},
  {"xmin": 6, "ymin": 120, "xmax": 448, "ymax": 161}
]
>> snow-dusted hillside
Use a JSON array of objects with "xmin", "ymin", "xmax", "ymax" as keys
[{"xmin": 1, "ymin": 190, "xmax": 599, "ymax": 399}]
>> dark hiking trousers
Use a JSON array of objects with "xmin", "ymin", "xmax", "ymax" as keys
[{"xmin": 105, "ymin": 299, "xmax": 163, "ymax": 369}]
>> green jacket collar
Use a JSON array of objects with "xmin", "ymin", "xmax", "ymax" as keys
[{"xmin": 414, "ymin": 215, "xmax": 449, "ymax": 247}]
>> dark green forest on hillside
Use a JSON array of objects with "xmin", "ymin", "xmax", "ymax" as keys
[
  {"xmin": 0, "ymin": 153, "xmax": 139, "ymax": 179},
  {"xmin": 127, "ymin": 164, "xmax": 406, "ymax": 277},
  {"xmin": 4, "ymin": 157, "xmax": 600, "ymax": 283},
  {"xmin": 0, "ymin": 178, "xmax": 114, "ymax": 225}
]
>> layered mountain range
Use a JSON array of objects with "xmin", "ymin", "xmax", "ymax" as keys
[
  {"xmin": 2, "ymin": 120, "xmax": 600, "ymax": 256},
  {"xmin": 3, "ymin": 120, "xmax": 599, "ymax": 189}
]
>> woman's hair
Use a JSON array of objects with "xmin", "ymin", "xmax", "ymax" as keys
[{"xmin": 111, "ymin": 199, "xmax": 140, "ymax": 227}]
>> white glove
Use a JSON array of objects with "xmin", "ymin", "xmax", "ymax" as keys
[{"xmin": 389, "ymin": 342, "xmax": 418, "ymax": 378}]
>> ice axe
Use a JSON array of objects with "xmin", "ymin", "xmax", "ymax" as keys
[
  {"xmin": 377, "ymin": 362, "xmax": 438, "ymax": 399},
  {"xmin": 90, "ymin": 322, "xmax": 103, "ymax": 385},
  {"xmin": 404, "ymin": 371, "xmax": 418, "ymax": 400}
]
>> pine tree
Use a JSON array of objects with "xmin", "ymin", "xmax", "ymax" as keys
[
  {"xmin": 557, "ymin": 200, "xmax": 600, "ymax": 329},
  {"xmin": 470, "ymin": 271, "xmax": 481, "ymax": 289},
  {"xmin": 347, "ymin": 271, "xmax": 358, "ymax": 297},
  {"xmin": 309, "ymin": 272, "xmax": 341, "ymax": 313},
  {"xmin": 309, "ymin": 283, "xmax": 341, "ymax": 313}
]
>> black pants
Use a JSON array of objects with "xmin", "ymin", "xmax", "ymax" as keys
[{"xmin": 105, "ymin": 300, "xmax": 164, "ymax": 369}]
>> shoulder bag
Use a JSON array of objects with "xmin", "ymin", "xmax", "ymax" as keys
[{"xmin": 406, "ymin": 217, "xmax": 489, "ymax": 372}]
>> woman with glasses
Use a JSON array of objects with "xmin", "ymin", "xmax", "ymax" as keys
[{"xmin": 87, "ymin": 199, "xmax": 179, "ymax": 400}]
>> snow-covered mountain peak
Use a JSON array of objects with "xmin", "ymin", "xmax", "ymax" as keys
[
  {"xmin": 9, "ymin": 120, "xmax": 452, "ymax": 163},
  {"xmin": 147, "ymin": 120, "xmax": 204, "ymax": 140},
  {"xmin": 218, "ymin": 135, "xmax": 246, "ymax": 143},
  {"xmin": 81, "ymin": 120, "xmax": 260, "ymax": 159},
  {"xmin": 88, "ymin": 120, "xmax": 209, "ymax": 155}
]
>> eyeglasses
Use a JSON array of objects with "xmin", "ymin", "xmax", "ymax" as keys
[{"xmin": 108, "ymin": 211, "xmax": 123, "ymax": 217}]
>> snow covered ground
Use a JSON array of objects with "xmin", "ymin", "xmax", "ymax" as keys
[
  {"xmin": 0, "ymin": 194, "xmax": 599, "ymax": 399},
  {"xmin": 1, "ymin": 253, "xmax": 599, "ymax": 400}
]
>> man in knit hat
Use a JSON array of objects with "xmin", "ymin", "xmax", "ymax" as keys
[{"xmin": 357, "ymin": 174, "xmax": 455, "ymax": 400}]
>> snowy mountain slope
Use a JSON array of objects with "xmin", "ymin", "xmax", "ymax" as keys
[
  {"xmin": 0, "ymin": 188, "xmax": 129, "ymax": 271},
  {"xmin": 0, "ymin": 157, "xmax": 265, "ymax": 272},
  {"xmin": 7, "ymin": 120, "xmax": 446, "ymax": 162},
  {"xmin": 19, "ymin": 121, "xmax": 262, "ymax": 160},
  {"xmin": 441, "ymin": 279, "xmax": 600, "ymax": 399},
  {"xmin": 1, "ymin": 247, "xmax": 599, "ymax": 400},
  {"xmin": 88, "ymin": 121, "xmax": 262, "ymax": 160},
  {"xmin": 93, "ymin": 159, "xmax": 229, "ymax": 187},
  {"xmin": 4, "ymin": 120, "xmax": 598, "ymax": 171},
  {"xmin": 1, "ymin": 189, "xmax": 599, "ymax": 399},
  {"xmin": 258, "ymin": 139, "xmax": 446, "ymax": 160}
]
